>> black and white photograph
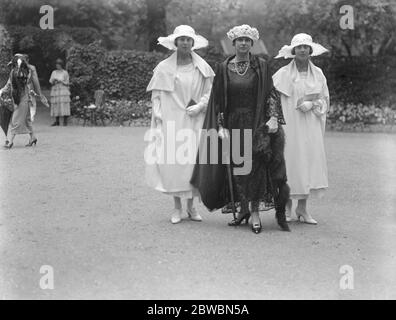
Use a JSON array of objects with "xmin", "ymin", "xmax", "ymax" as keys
[{"xmin": 0, "ymin": 0, "xmax": 395, "ymax": 304}]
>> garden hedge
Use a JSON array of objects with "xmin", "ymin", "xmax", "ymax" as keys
[{"xmin": 67, "ymin": 41, "xmax": 167, "ymax": 104}]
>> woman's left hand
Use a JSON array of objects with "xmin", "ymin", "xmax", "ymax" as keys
[
  {"xmin": 186, "ymin": 104, "xmax": 202, "ymax": 117},
  {"xmin": 266, "ymin": 116, "xmax": 278, "ymax": 133},
  {"xmin": 297, "ymin": 101, "xmax": 313, "ymax": 112}
]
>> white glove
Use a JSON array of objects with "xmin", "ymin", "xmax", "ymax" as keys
[
  {"xmin": 312, "ymin": 99, "xmax": 326, "ymax": 116},
  {"xmin": 297, "ymin": 101, "xmax": 313, "ymax": 112},
  {"xmin": 186, "ymin": 104, "xmax": 202, "ymax": 117},
  {"xmin": 266, "ymin": 116, "xmax": 278, "ymax": 133},
  {"xmin": 154, "ymin": 117, "xmax": 162, "ymax": 127},
  {"xmin": 218, "ymin": 127, "xmax": 230, "ymax": 140}
]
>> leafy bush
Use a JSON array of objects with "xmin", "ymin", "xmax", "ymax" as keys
[
  {"xmin": 6, "ymin": 25, "xmax": 103, "ymax": 85},
  {"xmin": 0, "ymin": 25, "xmax": 12, "ymax": 87},
  {"xmin": 327, "ymin": 102, "xmax": 396, "ymax": 131},
  {"xmin": 67, "ymin": 42, "xmax": 167, "ymax": 104}
]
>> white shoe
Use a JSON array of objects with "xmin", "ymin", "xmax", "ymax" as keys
[
  {"xmin": 296, "ymin": 209, "xmax": 317, "ymax": 225},
  {"xmin": 187, "ymin": 207, "xmax": 202, "ymax": 222},
  {"xmin": 171, "ymin": 208, "xmax": 182, "ymax": 224}
]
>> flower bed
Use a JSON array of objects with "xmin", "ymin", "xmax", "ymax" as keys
[
  {"xmin": 71, "ymin": 97, "xmax": 152, "ymax": 127},
  {"xmin": 70, "ymin": 97, "xmax": 396, "ymax": 132},
  {"xmin": 327, "ymin": 103, "xmax": 396, "ymax": 132}
]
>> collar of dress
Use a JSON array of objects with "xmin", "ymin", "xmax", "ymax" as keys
[
  {"xmin": 146, "ymin": 51, "xmax": 215, "ymax": 92},
  {"xmin": 272, "ymin": 59, "xmax": 325, "ymax": 97}
]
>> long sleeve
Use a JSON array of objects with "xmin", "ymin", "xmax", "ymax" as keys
[
  {"xmin": 0, "ymin": 76, "xmax": 11, "ymax": 92},
  {"xmin": 196, "ymin": 76, "xmax": 213, "ymax": 114},
  {"xmin": 267, "ymin": 87, "xmax": 286, "ymax": 125},
  {"xmin": 30, "ymin": 66, "xmax": 42, "ymax": 96},
  {"xmin": 151, "ymin": 90, "xmax": 162, "ymax": 121},
  {"xmin": 62, "ymin": 71, "xmax": 70, "ymax": 86},
  {"xmin": 312, "ymin": 79, "xmax": 329, "ymax": 118},
  {"xmin": 49, "ymin": 71, "xmax": 55, "ymax": 85},
  {"xmin": 312, "ymin": 98, "xmax": 328, "ymax": 117}
]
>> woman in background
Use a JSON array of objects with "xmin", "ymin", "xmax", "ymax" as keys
[
  {"xmin": 273, "ymin": 33, "xmax": 329, "ymax": 224},
  {"xmin": 49, "ymin": 58, "xmax": 70, "ymax": 126},
  {"xmin": 0, "ymin": 53, "xmax": 47, "ymax": 148}
]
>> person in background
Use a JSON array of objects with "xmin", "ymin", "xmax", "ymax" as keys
[
  {"xmin": 146, "ymin": 25, "xmax": 215, "ymax": 224},
  {"xmin": 273, "ymin": 33, "xmax": 330, "ymax": 224},
  {"xmin": 49, "ymin": 58, "xmax": 71, "ymax": 126},
  {"xmin": 0, "ymin": 53, "xmax": 47, "ymax": 148}
]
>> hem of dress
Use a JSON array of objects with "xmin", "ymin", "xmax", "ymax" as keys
[
  {"xmin": 160, "ymin": 188, "xmax": 201, "ymax": 199},
  {"xmin": 290, "ymin": 187, "xmax": 327, "ymax": 200}
]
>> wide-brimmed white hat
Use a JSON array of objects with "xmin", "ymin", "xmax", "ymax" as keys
[
  {"xmin": 275, "ymin": 33, "xmax": 328, "ymax": 59},
  {"xmin": 157, "ymin": 25, "xmax": 209, "ymax": 51}
]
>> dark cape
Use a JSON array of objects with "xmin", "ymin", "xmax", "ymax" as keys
[{"xmin": 190, "ymin": 54, "xmax": 287, "ymax": 211}]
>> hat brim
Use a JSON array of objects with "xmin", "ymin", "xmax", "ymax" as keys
[
  {"xmin": 275, "ymin": 42, "xmax": 328, "ymax": 59},
  {"xmin": 232, "ymin": 36, "xmax": 258, "ymax": 42},
  {"xmin": 158, "ymin": 33, "xmax": 209, "ymax": 51}
]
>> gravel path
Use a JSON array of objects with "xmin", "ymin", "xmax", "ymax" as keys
[{"xmin": 0, "ymin": 106, "xmax": 395, "ymax": 299}]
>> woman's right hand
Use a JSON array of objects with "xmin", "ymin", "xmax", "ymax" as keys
[
  {"xmin": 218, "ymin": 127, "xmax": 230, "ymax": 140},
  {"xmin": 297, "ymin": 101, "xmax": 313, "ymax": 112},
  {"xmin": 154, "ymin": 117, "xmax": 162, "ymax": 127}
]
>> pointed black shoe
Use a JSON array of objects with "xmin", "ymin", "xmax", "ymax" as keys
[
  {"xmin": 228, "ymin": 212, "xmax": 251, "ymax": 226},
  {"xmin": 251, "ymin": 221, "xmax": 262, "ymax": 234},
  {"xmin": 26, "ymin": 138, "xmax": 38, "ymax": 147},
  {"xmin": 276, "ymin": 211, "xmax": 291, "ymax": 232}
]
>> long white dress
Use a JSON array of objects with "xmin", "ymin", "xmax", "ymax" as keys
[
  {"xmin": 145, "ymin": 52, "xmax": 214, "ymax": 199},
  {"xmin": 273, "ymin": 60, "xmax": 329, "ymax": 199}
]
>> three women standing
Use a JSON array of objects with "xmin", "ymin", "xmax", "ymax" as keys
[
  {"xmin": 145, "ymin": 25, "xmax": 215, "ymax": 224},
  {"xmin": 273, "ymin": 33, "xmax": 329, "ymax": 224},
  {"xmin": 49, "ymin": 58, "xmax": 71, "ymax": 126}
]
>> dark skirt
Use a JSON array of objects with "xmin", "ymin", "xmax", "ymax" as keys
[{"xmin": 222, "ymin": 108, "xmax": 275, "ymax": 213}]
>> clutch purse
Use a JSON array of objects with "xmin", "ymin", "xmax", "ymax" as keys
[
  {"xmin": 186, "ymin": 99, "xmax": 196, "ymax": 108},
  {"xmin": 296, "ymin": 93, "xmax": 320, "ymax": 108}
]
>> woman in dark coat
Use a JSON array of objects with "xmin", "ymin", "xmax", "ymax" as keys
[{"xmin": 190, "ymin": 25, "xmax": 290, "ymax": 234}]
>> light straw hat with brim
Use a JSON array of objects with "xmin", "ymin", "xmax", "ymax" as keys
[
  {"xmin": 275, "ymin": 33, "xmax": 328, "ymax": 59},
  {"xmin": 157, "ymin": 25, "xmax": 209, "ymax": 51}
]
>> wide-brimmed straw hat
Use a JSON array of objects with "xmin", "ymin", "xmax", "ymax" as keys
[
  {"xmin": 157, "ymin": 25, "xmax": 209, "ymax": 51},
  {"xmin": 275, "ymin": 33, "xmax": 328, "ymax": 59}
]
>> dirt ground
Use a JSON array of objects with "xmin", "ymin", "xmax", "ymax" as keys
[{"xmin": 0, "ymin": 106, "xmax": 395, "ymax": 299}]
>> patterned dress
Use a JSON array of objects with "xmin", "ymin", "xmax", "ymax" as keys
[
  {"xmin": 50, "ymin": 69, "xmax": 71, "ymax": 117},
  {"xmin": 224, "ymin": 60, "xmax": 285, "ymax": 213}
]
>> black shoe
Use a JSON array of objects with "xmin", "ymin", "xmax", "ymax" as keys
[
  {"xmin": 4, "ymin": 140, "xmax": 9, "ymax": 147},
  {"xmin": 278, "ymin": 220, "xmax": 291, "ymax": 232},
  {"xmin": 228, "ymin": 212, "xmax": 251, "ymax": 226},
  {"xmin": 276, "ymin": 212, "xmax": 291, "ymax": 232},
  {"xmin": 251, "ymin": 220, "xmax": 262, "ymax": 234},
  {"xmin": 26, "ymin": 138, "xmax": 37, "ymax": 147},
  {"xmin": 5, "ymin": 142, "xmax": 13, "ymax": 149},
  {"xmin": 51, "ymin": 122, "xmax": 59, "ymax": 126}
]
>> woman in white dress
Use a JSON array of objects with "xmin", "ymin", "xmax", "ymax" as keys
[
  {"xmin": 49, "ymin": 58, "xmax": 71, "ymax": 126},
  {"xmin": 145, "ymin": 25, "xmax": 215, "ymax": 224},
  {"xmin": 273, "ymin": 33, "xmax": 329, "ymax": 224}
]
